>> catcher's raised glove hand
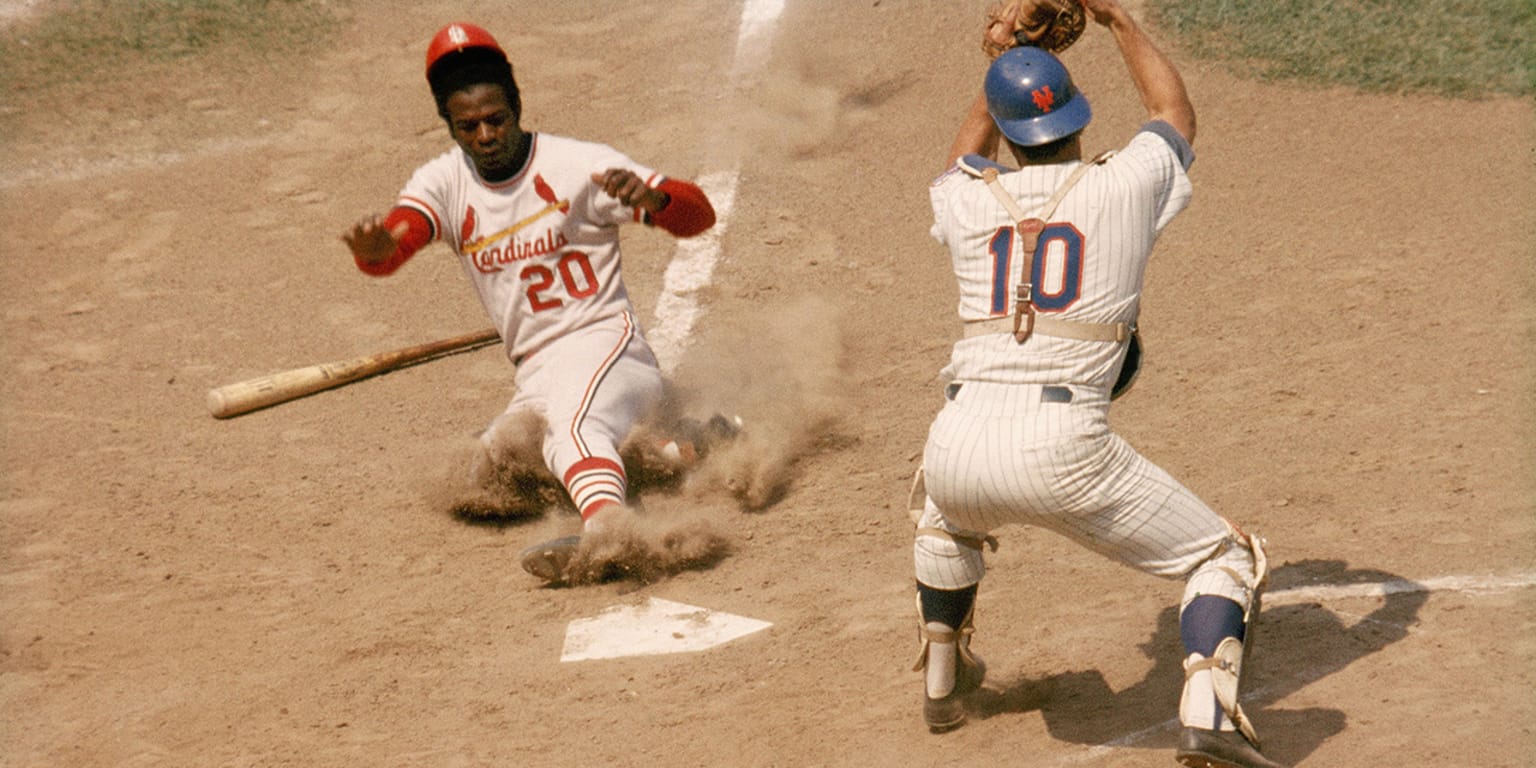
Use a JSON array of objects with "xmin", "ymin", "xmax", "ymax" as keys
[{"xmin": 982, "ymin": 0, "xmax": 1087, "ymax": 58}]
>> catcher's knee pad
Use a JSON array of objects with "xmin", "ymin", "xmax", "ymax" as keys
[
  {"xmin": 1181, "ymin": 521, "xmax": 1270, "ymax": 618},
  {"xmin": 910, "ymin": 470, "xmax": 992, "ymax": 590}
]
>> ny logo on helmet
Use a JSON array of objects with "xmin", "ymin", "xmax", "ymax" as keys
[
  {"xmin": 448, "ymin": 25, "xmax": 470, "ymax": 45},
  {"xmin": 1032, "ymin": 86, "xmax": 1057, "ymax": 113}
]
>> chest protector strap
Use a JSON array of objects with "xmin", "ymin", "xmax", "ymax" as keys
[{"xmin": 968, "ymin": 151, "xmax": 1125, "ymax": 344}]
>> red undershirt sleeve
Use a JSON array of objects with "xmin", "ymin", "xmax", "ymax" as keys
[
  {"xmin": 650, "ymin": 178, "xmax": 716, "ymax": 238},
  {"xmin": 355, "ymin": 206, "xmax": 434, "ymax": 276}
]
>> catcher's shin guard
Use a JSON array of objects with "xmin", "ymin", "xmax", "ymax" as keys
[
  {"xmin": 1179, "ymin": 529, "xmax": 1272, "ymax": 750},
  {"xmin": 911, "ymin": 593, "xmax": 985, "ymax": 733}
]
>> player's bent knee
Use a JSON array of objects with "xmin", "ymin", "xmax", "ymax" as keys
[
  {"xmin": 914, "ymin": 533, "xmax": 986, "ymax": 590},
  {"xmin": 1180, "ymin": 525, "xmax": 1270, "ymax": 617}
]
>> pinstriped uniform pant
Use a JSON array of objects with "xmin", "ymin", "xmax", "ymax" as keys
[{"xmin": 915, "ymin": 380, "xmax": 1251, "ymax": 610}]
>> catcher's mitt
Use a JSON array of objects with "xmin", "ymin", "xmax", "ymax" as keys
[{"xmin": 981, "ymin": 0, "xmax": 1087, "ymax": 58}]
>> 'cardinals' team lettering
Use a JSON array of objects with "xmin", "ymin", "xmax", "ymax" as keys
[{"xmin": 341, "ymin": 22, "xmax": 718, "ymax": 585}]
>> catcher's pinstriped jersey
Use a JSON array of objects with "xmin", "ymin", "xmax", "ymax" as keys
[
  {"xmin": 928, "ymin": 123, "xmax": 1190, "ymax": 391},
  {"xmin": 916, "ymin": 120, "xmax": 1251, "ymax": 606}
]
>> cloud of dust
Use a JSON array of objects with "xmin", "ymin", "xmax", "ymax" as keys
[
  {"xmin": 423, "ymin": 410, "xmax": 569, "ymax": 524},
  {"xmin": 753, "ymin": 76, "xmax": 842, "ymax": 158},
  {"xmin": 415, "ymin": 296, "xmax": 847, "ymax": 586},
  {"xmin": 666, "ymin": 294, "xmax": 849, "ymax": 510},
  {"xmin": 726, "ymin": 53, "xmax": 904, "ymax": 161},
  {"xmin": 559, "ymin": 510, "xmax": 734, "ymax": 587}
]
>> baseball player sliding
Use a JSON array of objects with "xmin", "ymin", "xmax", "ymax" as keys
[
  {"xmin": 909, "ymin": 2, "xmax": 1285, "ymax": 767},
  {"xmin": 342, "ymin": 22, "xmax": 724, "ymax": 585}
]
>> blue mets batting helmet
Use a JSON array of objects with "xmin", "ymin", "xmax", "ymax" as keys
[{"xmin": 984, "ymin": 46, "xmax": 1091, "ymax": 147}]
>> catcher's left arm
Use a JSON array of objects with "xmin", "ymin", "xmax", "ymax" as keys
[{"xmin": 950, "ymin": 2, "xmax": 1088, "ymax": 167}]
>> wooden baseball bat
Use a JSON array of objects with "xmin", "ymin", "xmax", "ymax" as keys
[{"xmin": 207, "ymin": 328, "xmax": 502, "ymax": 419}]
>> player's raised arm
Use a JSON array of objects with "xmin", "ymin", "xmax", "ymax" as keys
[
  {"xmin": 1081, "ymin": 0, "xmax": 1196, "ymax": 144},
  {"xmin": 591, "ymin": 169, "xmax": 717, "ymax": 238},
  {"xmin": 944, "ymin": 89, "xmax": 1003, "ymax": 170}
]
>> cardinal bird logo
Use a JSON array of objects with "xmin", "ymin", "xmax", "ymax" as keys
[
  {"xmin": 460, "ymin": 206, "xmax": 478, "ymax": 248},
  {"xmin": 533, "ymin": 174, "xmax": 571, "ymax": 214},
  {"xmin": 458, "ymin": 174, "xmax": 572, "ymax": 255}
]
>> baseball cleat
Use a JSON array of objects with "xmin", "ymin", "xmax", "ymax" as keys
[
  {"xmin": 675, "ymin": 413, "xmax": 743, "ymax": 461},
  {"xmin": 923, "ymin": 692, "xmax": 967, "ymax": 733},
  {"xmin": 518, "ymin": 534, "xmax": 581, "ymax": 583},
  {"xmin": 704, "ymin": 413, "xmax": 743, "ymax": 442},
  {"xmin": 1176, "ymin": 727, "xmax": 1286, "ymax": 768},
  {"xmin": 923, "ymin": 649, "xmax": 986, "ymax": 733}
]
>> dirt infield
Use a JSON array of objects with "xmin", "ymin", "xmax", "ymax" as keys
[{"xmin": 2, "ymin": 2, "xmax": 1532, "ymax": 766}]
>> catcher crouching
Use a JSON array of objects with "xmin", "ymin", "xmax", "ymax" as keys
[{"xmin": 907, "ymin": 2, "xmax": 1289, "ymax": 767}]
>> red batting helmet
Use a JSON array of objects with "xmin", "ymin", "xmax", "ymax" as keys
[{"xmin": 425, "ymin": 22, "xmax": 506, "ymax": 80}]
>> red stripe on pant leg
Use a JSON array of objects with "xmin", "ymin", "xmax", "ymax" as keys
[
  {"xmin": 568, "ymin": 313, "xmax": 635, "ymax": 457},
  {"xmin": 564, "ymin": 457, "xmax": 626, "ymax": 520}
]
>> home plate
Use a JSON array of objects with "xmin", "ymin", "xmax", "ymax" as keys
[{"xmin": 560, "ymin": 597, "xmax": 772, "ymax": 662}]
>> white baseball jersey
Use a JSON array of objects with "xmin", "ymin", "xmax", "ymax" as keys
[
  {"xmin": 928, "ymin": 123, "xmax": 1191, "ymax": 391},
  {"xmin": 394, "ymin": 132, "xmax": 677, "ymax": 519},
  {"xmin": 396, "ymin": 132, "xmax": 662, "ymax": 364},
  {"xmin": 914, "ymin": 122, "xmax": 1256, "ymax": 613}
]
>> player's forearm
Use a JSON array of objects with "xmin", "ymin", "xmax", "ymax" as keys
[
  {"xmin": 1106, "ymin": 8, "xmax": 1196, "ymax": 142},
  {"xmin": 649, "ymin": 178, "xmax": 716, "ymax": 237},
  {"xmin": 353, "ymin": 207, "xmax": 432, "ymax": 276},
  {"xmin": 946, "ymin": 89, "xmax": 1001, "ymax": 168},
  {"xmin": 354, "ymin": 250, "xmax": 407, "ymax": 276}
]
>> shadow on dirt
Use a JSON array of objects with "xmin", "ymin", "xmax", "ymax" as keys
[{"xmin": 968, "ymin": 560, "xmax": 1427, "ymax": 765}]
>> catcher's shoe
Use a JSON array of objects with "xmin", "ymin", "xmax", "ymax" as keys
[
  {"xmin": 922, "ymin": 643, "xmax": 986, "ymax": 733},
  {"xmin": 518, "ymin": 534, "xmax": 581, "ymax": 584},
  {"xmin": 1176, "ymin": 727, "xmax": 1286, "ymax": 768}
]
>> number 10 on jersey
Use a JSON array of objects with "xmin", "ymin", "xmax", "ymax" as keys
[{"xmin": 987, "ymin": 223, "xmax": 1084, "ymax": 315}]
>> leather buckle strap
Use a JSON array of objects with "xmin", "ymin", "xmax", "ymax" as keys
[
  {"xmin": 915, "ymin": 526, "xmax": 999, "ymax": 553},
  {"xmin": 978, "ymin": 153, "xmax": 1118, "ymax": 346}
]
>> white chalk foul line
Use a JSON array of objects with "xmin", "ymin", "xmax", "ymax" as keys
[
  {"xmin": 1052, "ymin": 571, "xmax": 1536, "ymax": 765},
  {"xmin": 648, "ymin": 0, "xmax": 783, "ymax": 372},
  {"xmin": 648, "ymin": 171, "xmax": 738, "ymax": 368},
  {"xmin": 1263, "ymin": 571, "xmax": 1536, "ymax": 606}
]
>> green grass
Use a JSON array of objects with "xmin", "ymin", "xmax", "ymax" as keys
[
  {"xmin": 0, "ymin": 0, "xmax": 336, "ymax": 92},
  {"xmin": 2, "ymin": 1, "xmax": 1530, "ymax": 101},
  {"xmin": 1152, "ymin": 0, "xmax": 1536, "ymax": 98}
]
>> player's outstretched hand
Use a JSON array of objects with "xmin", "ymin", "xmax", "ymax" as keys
[
  {"xmin": 591, "ymin": 168, "xmax": 668, "ymax": 213},
  {"xmin": 341, "ymin": 215, "xmax": 408, "ymax": 265}
]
